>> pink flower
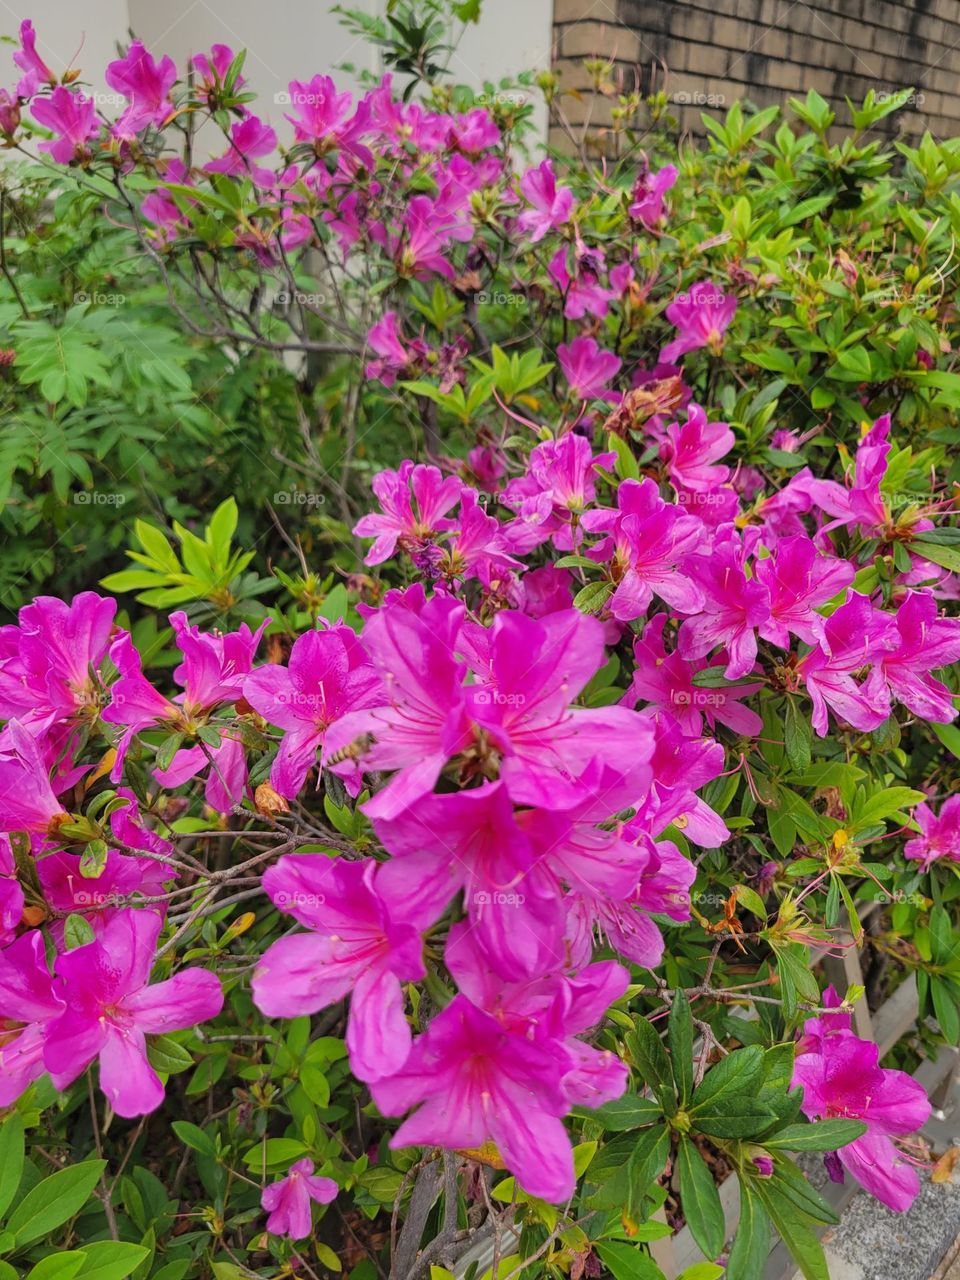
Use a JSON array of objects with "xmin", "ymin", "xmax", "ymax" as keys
[
  {"xmin": 792, "ymin": 991, "xmax": 929, "ymax": 1212},
  {"xmin": 371, "ymin": 994, "xmax": 578, "ymax": 1203},
  {"xmin": 557, "ymin": 336, "xmax": 621, "ymax": 400},
  {"xmin": 450, "ymin": 108, "xmax": 499, "ymax": 155},
  {"xmin": 791, "ymin": 416, "xmax": 890, "ymax": 536},
  {"xmin": 0, "ymin": 591, "xmax": 116, "ymax": 723},
  {"xmin": 0, "ymin": 835, "xmax": 24, "ymax": 944},
  {"xmin": 581, "ymin": 477, "xmax": 706, "ymax": 620},
  {"xmin": 13, "ymin": 21, "xmax": 56, "ymax": 98},
  {"xmin": 501, "ymin": 434, "xmax": 615, "ymax": 553},
  {"xmin": 191, "ymin": 45, "xmax": 241, "ymax": 103},
  {"xmin": 243, "ymin": 624, "xmax": 381, "ymax": 798},
  {"xmin": 662, "ymin": 403, "xmax": 734, "ymax": 493},
  {"xmin": 678, "ymin": 532, "xmax": 771, "ymax": 679},
  {"xmin": 628, "ymin": 163, "xmax": 677, "ymax": 229},
  {"xmin": 30, "ymin": 89, "xmax": 98, "ymax": 165},
  {"xmin": 755, "ymin": 536, "xmax": 855, "ymax": 648},
  {"xmin": 204, "ymin": 116, "xmax": 277, "ymax": 186},
  {"xmin": 661, "ymin": 281, "xmax": 736, "ymax": 363},
  {"xmin": 353, "ymin": 461, "xmax": 463, "ymax": 565},
  {"xmin": 285, "ymin": 77, "xmax": 371, "ymax": 164},
  {"xmin": 394, "ymin": 195, "xmax": 458, "ymax": 280},
  {"xmin": 262, "ymin": 1159, "xmax": 338, "ymax": 1239},
  {"xmin": 0, "ymin": 720, "xmax": 66, "ymax": 835},
  {"xmin": 0, "ymin": 931, "xmax": 65, "ymax": 1104},
  {"xmin": 252, "ymin": 858, "xmax": 425, "ymax": 1082},
  {"xmin": 445, "ymin": 921, "xmax": 629, "ymax": 1108},
  {"xmin": 105, "ymin": 41, "xmax": 176, "ymax": 137},
  {"xmin": 880, "ymin": 590, "xmax": 960, "ymax": 722},
  {"xmin": 322, "ymin": 593, "xmax": 472, "ymax": 820},
  {"xmin": 373, "ymin": 780, "xmax": 566, "ymax": 979},
  {"xmin": 627, "ymin": 615, "xmax": 762, "ymax": 737},
  {"xmin": 632, "ymin": 710, "xmax": 728, "ymax": 847},
  {"xmin": 365, "ymin": 312, "xmax": 409, "ymax": 385},
  {"xmin": 518, "ymin": 160, "xmax": 574, "ymax": 242},
  {"xmin": 43, "ymin": 909, "xmax": 223, "ymax": 1117},
  {"xmin": 797, "ymin": 594, "xmax": 896, "ymax": 737},
  {"xmin": 903, "ymin": 797, "xmax": 960, "ymax": 868},
  {"xmin": 0, "ymin": 90, "xmax": 20, "ymax": 137},
  {"xmin": 38, "ymin": 846, "xmax": 173, "ymax": 939}
]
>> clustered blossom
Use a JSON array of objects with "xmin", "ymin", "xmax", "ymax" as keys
[{"xmin": 0, "ymin": 23, "xmax": 954, "ymax": 1229}]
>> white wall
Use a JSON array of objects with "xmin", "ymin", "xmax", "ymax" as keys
[{"xmin": 5, "ymin": 0, "xmax": 552, "ymax": 146}]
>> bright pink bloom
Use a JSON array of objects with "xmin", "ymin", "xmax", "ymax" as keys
[
  {"xmin": 797, "ymin": 594, "xmax": 896, "ymax": 737},
  {"xmin": 322, "ymin": 593, "xmax": 472, "ymax": 819},
  {"xmin": 38, "ymin": 846, "xmax": 173, "ymax": 938},
  {"xmin": 903, "ymin": 796, "xmax": 960, "ymax": 868},
  {"xmin": 501, "ymin": 434, "xmax": 615, "ymax": 552},
  {"xmin": 450, "ymin": 108, "xmax": 499, "ymax": 154},
  {"xmin": 395, "ymin": 195, "xmax": 458, "ymax": 280},
  {"xmin": 445, "ymin": 921, "xmax": 629, "ymax": 1108},
  {"xmin": 0, "ymin": 591, "xmax": 116, "ymax": 723},
  {"xmin": 755, "ymin": 536, "xmax": 855, "ymax": 648},
  {"xmin": 880, "ymin": 590, "xmax": 960, "ymax": 722},
  {"xmin": 191, "ymin": 45, "xmax": 241, "ymax": 102},
  {"xmin": 43, "ymin": 909, "xmax": 223, "ymax": 1117},
  {"xmin": 373, "ymin": 781, "xmax": 566, "ymax": 978},
  {"xmin": 678, "ymin": 533, "xmax": 771, "ymax": 679},
  {"xmin": 0, "ymin": 931, "xmax": 65, "ymax": 1104},
  {"xmin": 627, "ymin": 614, "xmax": 762, "ymax": 737},
  {"xmin": 629, "ymin": 163, "xmax": 677, "ymax": 229},
  {"xmin": 662, "ymin": 403, "xmax": 734, "ymax": 494},
  {"xmin": 0, "ymin": 836, "xmax": 24, "ymax": 944},
  {"xmin": 262, "ymin": 1159, "xmax": 337, "ymax": 1239},
  {"xmin": 793, "ymin": 990, "xmax": 930, "ymax": 1212},
  {"xmin": 13, "ymin": 21, "xmax": 56, "ymax": 98},
  {"xmin": 0, "ymin": 90, "xmax": 20, "ymax": 137},
  {"xmin": 252, "ymin": 858, "xmax": 425, "ymax": 1082},
  {"xmin": 557, "ymin": 336, "xmax": 621, "ymax": 400},
  {"xmin": 365, "ymin": 312, "xmax": 409, "ymax": 385},
  {"xmin": 439, "ymin": 488, "xmax": 520, "ymax": 582},
  {"xmin": 661, "ymin": 281, "xmax": 737, "ymax": 363},
  {"xmin": 353, "ymin": 461, "xmax": 463, "ymax": 565},
  {"xmin": 632, "ymin": 709, "xmax": 728, "ymax": 847},
  {"xmin": 285, "ymin": 76, "xmax": 371, "ymax": 164},
  {"xmin": 30, "ymin": 88, "xmax": 98, "ymax": 164},
  {"xmin": 204, "ymin": 116, "xmax": 277, "ymax": 186},
  {"xmin": 581, "ymin": 477, "xmax": 705, "ymax": 620},
  {"xmin": 0, "ymin": 720, "xmax": 65, "ymax": 835},
  {"xmin": 371, "ymin": 994, "xmax": 578, "ymax": 1202},
  {"xmin": 518, "ymin": 160, "xmax": 574, "ymax": 242},
  {"xmin": 105, "ymin": 41, "xmax": 176, "ymax": 137},
  {"xmin": 792, "ymin": 416, "xmax": 890, "ymax": 535},
  {"xmin": 243, "ymin": 624, "xmax": 381, "ymax": 798},
  {"xmin": 467, "ymin": 609, "xmax": 654, "ymax": 809}
]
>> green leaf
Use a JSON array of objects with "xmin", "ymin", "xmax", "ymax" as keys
[
  {"xmin": 76, "ymin": 1243, "xmax": 150, "ymax": 1280},
  {"xmin": 594, "ymin": 1242, "xmax": 665, "ymax": 1280},
  {"xmin": 626, "ymin": 1017, "xmax": 676, "ymax": 1112},
  {"xmin": 725, "ymin": 1185, "xmax": 770, "ymax": 1280},
  {"xmin": 607, "ymin": 432, "xmax": 640, "ymax": 481},
  {"xmin": 765, "ymin": 1119, "xmax": 867, "ymax": 1151},
  {"xmin": 668, "ymin": 989, "xmax": 694, "ymax": 1106},
  {"xmin": 754, "ymin": 1184, "xmax": 830, "ymax": 1280},
  {"xmin": 7, "ymin": 1161, "xmax": 106, "ymax": 1246},
  {"xmin": 692, "ymin": 1046, "xmax": 763, "ymax": 1110},
  {"xmin": 784, "ymin": 698, "xmax": 812, "ymax": 773},
  {"xmin": 146, "ymin": 1035, "xmax": 195, "ymax": 1075},
  {"xmin": 0, "ymin": 1114, "xmax": 25, "ymax": 1220},
  {"xmin": 25, "ymin": 1255, "xmax": 86, "ymax": 1280},
  {"xmin": 170, "ymin": 1121, "xmax": 217, "ymax": 1158},
  {"xmin": 573, "ymin": 580, "xmax": 614, "ymax": 616},
  {"xmin": 241, "ymin": 1138, "xmax": 307, "ymax": 1169},
  {"xmin": 677, "ymin": 1138, "xmax": 725, "ymax": 1261},
  {"xmin": 693, "ymin": 1099, "xmax": 779, "ymax": 1139},
  {"xmin": 572, "ymin": 1094, "xmax": 662, "ymax": 1131}
]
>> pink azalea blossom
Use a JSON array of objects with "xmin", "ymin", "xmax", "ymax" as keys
[
  {"xmin": 30, "ymin": 88, "xmax": 98, "ymax": 164},
  {"xmin": 678, "ymin": 532, "xmax": 771, "ymax": 679},
  {"xmin": 450, "ymin": 108, "xmax": 499, "ymax": 155},
  {"xmin": 793, "ymin": 989, "xmax": 929, "ymax": 1211},
  {"xmin": 365, "ymin": 312, "xmax": 409, "ymax": 385},
  {"xmin": 0, "ymin": 931, "xmax": 65, "ymax": 1104},
  {"xmin": 903, "ymin": 796, "xmax": 960, "ymax": 868},
  {"xmin": 791, "ymin": 416, "xmax": 891, "ymax": 536},
  {"xmin": 661, "ymin": 403, "xmax": 735, "ymax": 494},
  {"xmin": 879, "ymin": 590, "xmax": 960, "ymax": 722},
  {"xmin": 204, "ymin": 116, "xmax": 277, "ymax": 186},
  {"xmin": 252, "ymin": 857, "xmax": 426, "ymax": 1082},
  {"xmin": 105, "ymin": 41, "xmax": 176, "ymax": 137},
  {"xmin": 797, "ymin": 594, "xmax": 896, "ymax": 737},
  {"xmin": 581, "ymin": 477, "xmax": 706, "ymax": 620},
  {"xmin": 13, "ymin": 21, "xmax": 56, "ymax": 98},
  {"xmin": 627, "ymin": 615, "xmax": 762, "ymax": 737},
  {"xmin": 38, "ymin": 846, "xmax": 173, "ymax": 939},
  {"xmin": 373, "ymin": 780, "xmax": 566, "ymax": 978},
  {"xmin": 0, "ymin": 720, "xmax": 65, "ymax": 835},
  {"xmin": 0, "ymin": 90, "xmax": 20, "ymax": 137},
  {"xmin": 501, "ymin": 434, "xmax": 615, "ymax": 553},
  {"xmin": 286, "ymin": 77, "xmax": 372, "ymax": 164},
  {"xmin": 557, "ymin": 336, "xmax": 621, "ymax": 400},
  {"xmin": 191, "ymin": 45, "xmax": 242, "ymax": 103},
  {"xmin": 0, "ymin": 835, "xmax": 24, "ymax": 944},
  {"xmin": 43, "ymin": 909, "xmax": 223, "ymax": 1117},
  {"xmin": 755, "ymin": 536, "xmax": 855, "ymax": 648},
  {"xmin": 518, "ymin": 160, "xmax": 574, "ymax": 242},
  {"xmin": 371, "ymin": 994, "xmax": 579, "ymax": 1203},
  {"xmin": 243, "ymin": 623, "xmax": 381, "ymax": 798},
  {"xmin": 353, "ymin": 461, "xmax": 463, "ymax": 565},
  {"xmin": 628, "ymin": 163, "xmax": 677, "ymax": 229},
  {"xmin": 661, "ymin": 281, "xmax": 737, "ymax": 363},
  {"xmin": 631, "ymin": 709, "xmax": 728, "ymax": 847},
  {"xmin": 262, "ymin": 1159, "xmax": 338, "ymax": 1238}
]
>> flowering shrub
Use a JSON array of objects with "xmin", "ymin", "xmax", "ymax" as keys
[{"xmin": 0, "ymin": 12, "xmax": 959, "ymax": 1280}]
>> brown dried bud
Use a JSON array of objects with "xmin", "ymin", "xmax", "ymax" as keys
[{"xmin": 255, "ymin": 783, "xmax": 290, "ymax": 818}]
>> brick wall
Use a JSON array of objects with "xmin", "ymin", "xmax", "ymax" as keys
[{"xmin": 551, "ymin": 0, "xmax": 960, "ymax": 149}]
